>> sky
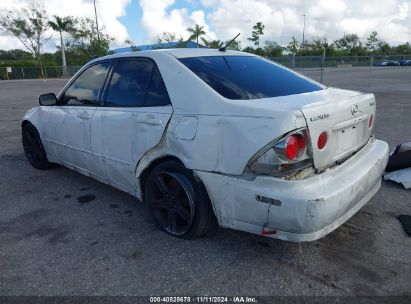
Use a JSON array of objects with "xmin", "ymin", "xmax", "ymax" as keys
[{"xmin": 0, "ymin": 0, "xmax": 410, "ymax": 52}]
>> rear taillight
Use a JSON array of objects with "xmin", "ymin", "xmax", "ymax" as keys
[
  {"xmin": 248, "ymin": 128, "xmax": 313, "ymax": 176},
  {"xmin": 285, "ymin": 134, "xmax": 306, "ymax": 160},
  {"xmin": 368, "ymin": 114, "xmax": 374, "ymax": 128},
  {"xmin": 317, "ymin": 132, "xmax": 327, "ymax": 149}
]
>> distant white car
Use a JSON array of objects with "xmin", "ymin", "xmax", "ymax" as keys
[{"xmin": 22, "ymin": 49, "xmax": 389, "ymax": 242}]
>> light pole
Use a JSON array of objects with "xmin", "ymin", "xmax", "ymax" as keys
[
  {"xmin": 94, "ymin": 0, "xmax": 100, "ymax": 41},
  {"xmin": 302, "ymin": 14, "xmax": 306, "ymax": 46}
]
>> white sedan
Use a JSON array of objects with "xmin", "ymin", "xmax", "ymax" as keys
[{"xmin": 22, "ymin": 49, "xmax": 389, "ymax": 242}]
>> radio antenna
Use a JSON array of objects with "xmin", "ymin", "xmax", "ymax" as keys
[{"xmin": 219, "ymin": 33, "xmax": 241, "ymax": 52}]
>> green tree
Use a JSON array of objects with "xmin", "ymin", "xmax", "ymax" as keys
[
  {"xmin": 48, "ymin": 16, "xmax": 74, "ymax": 75},
  {"xmin": 287, "ymin": 36, "xmax": 299, "ymax": 55},
  {"xmin": 366, "ymin": 31, "xmax": 378, "ymax": 53},
  {"xmin": 247, "ymin": 22, "xmax": 265, "ymax": 47},
  {"xmin": 186, "ymin": 24, "xmax": 206, "ymax": 47},
  {"xmin": 377, "ymin": 41, "xmax": 391, "ymax": 56},
  {"xmin": 201, "ymin": 38, "xmax": 224, "ymax": 49},
  {"xmin": 334, "ymin": 34, "xmax": 365, "ymax": 56},
  {"xmin": 0, "ymin": 4, "xmax": 50, "ymax": 75},
  {"xmin": 65, "ymin": 17, "xmax": 112, "ymax": 65},
  {"xmin": 225, "ymin": 39, "xmax": 241, "ymax": 51},
  {"xmin": 156, "ymin": 32, "xmax": 177, "ymax": 44},
  {"xmin": 264, "ymin": 40, "xmax": 283, "ymax": 57},
  {"xmin": 242, "ymin": 46, "xmax": 255, "ymax": 54},
  {"xmin": 0, "ymin": 49, "xmax": 33, "ymax": 60},
  {"xmin": 297, "ymin": 38, "xmax": 336, "ymax": 56},
  {"xmin": 395, "ymin": 42, "xmax": 411, "ymax": 57}
]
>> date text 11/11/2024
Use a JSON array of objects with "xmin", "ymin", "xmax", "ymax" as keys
[{"xmin": 149, "ymin": 296, "xmax": 257, "ymax": 303}]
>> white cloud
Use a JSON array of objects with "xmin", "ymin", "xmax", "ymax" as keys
[
  {"xmin": 202, "ymin": 0, "xmax": 411, "ymax": 47},
  {"xmin": 1, "ymin": 0, "xmax": 410, "ymax": 53},
  {"xmin": 138, "ymin": 0, "xmax": 216, "ymax": 43},
  {"xmin": 0, "ymin": 0, "xmax": 131, "ymax": 51}
]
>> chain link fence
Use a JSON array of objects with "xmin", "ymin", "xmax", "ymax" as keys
[
  {"xmin": 0, "ymin": 66, "xmax": 81, "ymax": 80},
  {"xmin": 271, "ymin": 55, "xmax": 410, "ymax": 68},
  {"xmin": 1, "ymin": 55, "xmax": 410, "ymax": 82},
  {"xmin": 267, "ymin": 55, "xmax": 411, "ymax": 88}
]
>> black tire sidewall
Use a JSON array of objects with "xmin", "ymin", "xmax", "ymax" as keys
[
  {"xmin": 144, "ymin": 160, "xmax": 213, "ymax": 239},
  {"xmin": 22, "ymin": 124, "xmax": 50, "ymax": 170}
]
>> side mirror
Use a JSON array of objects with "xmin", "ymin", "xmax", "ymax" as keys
[{"xmin": 39, "ymin": 93, "xmax": 58, "ymax": 106}]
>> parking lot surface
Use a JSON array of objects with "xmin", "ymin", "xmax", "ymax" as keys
[{"xmin": 0, "ymin": 67, "xmax": 410, "ymax": 296}]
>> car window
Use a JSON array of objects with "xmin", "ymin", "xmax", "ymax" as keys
[
  {"xmin": 179, "ymin": 56, "xmax": 324, "ymax": 100},
  {"xmin": 105, "ymin": 59, "xmax": 153, "ymax": 107},
  {"xmin": 144, "ymin": 65, "xmax": 171, "ymax": 106},
  {"xmin": 61, "ymin": 62, "xmax": 110, "ymax": 106}
]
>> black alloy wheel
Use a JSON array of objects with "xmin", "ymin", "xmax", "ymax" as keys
[
  {"xmin": 22, "ymin": 124, "xmax": 50, "ymax": 170},
  {"xmin": 149, "ymin": 171, "xmax": 194, "ymax": 235},
  {"xmin": 144, "ymin": 160, "xmax": 216, "ymax": 238}
]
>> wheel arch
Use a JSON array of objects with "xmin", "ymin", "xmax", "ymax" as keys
[
  {"xmin": 21, "ymin": 119, "xmax": 43, "ymax": 139},
  {"xmin": 21, "ymin": 107, "xmax": 42, "ymax": 134},
  {"xmin": 137, "ymin": 154, "xmax": 218, "ymax": 223},
  {"xmin": 21, "ymin": 119, "xmax": 33, "ymax": 128}
]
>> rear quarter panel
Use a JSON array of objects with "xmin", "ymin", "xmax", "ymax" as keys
[{"xmin": 137, "ymin": 111, "xmax": 306, "ymax": 177}]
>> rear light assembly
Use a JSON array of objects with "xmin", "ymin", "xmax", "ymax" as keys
[
  {"xmin": 248, "ymin": 128, "xmax": 313, "ymax": 176},
  {"xmin": 274, "ymin": 132, "xmax": 307, "ymax": 161}
]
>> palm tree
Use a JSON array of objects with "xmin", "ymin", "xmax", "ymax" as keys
[
  {"xmin": 287, "ymin": 36, "xmax": 299, "ymax": 68},
  {"xmin": 186, "ymin": 24, "xmax": 206, "ymax": 47},
  {"xmin": 48, "ymin": 16, "xmax": 73, "ymax": 76},
  {"xmin": 287, "ymin": 36, "xmax": 299, "ymax": 55}
]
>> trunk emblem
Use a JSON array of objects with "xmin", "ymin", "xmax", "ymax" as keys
[
  {"xmin": 351, "ymin": 104, "xmax": 361, "ymax": 115},
  {"xmin": 309, "ymin": 113, "xmax": 330, "ymax": 122}
]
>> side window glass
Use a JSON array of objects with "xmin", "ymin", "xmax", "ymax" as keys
[
  {"xmin": 62, "ymin": 62, "xmax": 110, "ymax": 106},
  {"xmin": 105, "ymin": 60, "xmax": 153, "ymax": 107},
  {"xmin": 144, "ymin": 66, "xmax": 171, "ymax": 106}
]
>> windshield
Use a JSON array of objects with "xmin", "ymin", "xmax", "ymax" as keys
[{"xmin": 179, "ymin": 55, "xmax": 324, "ymax": 100}]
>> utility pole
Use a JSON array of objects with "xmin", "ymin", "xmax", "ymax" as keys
[
  {"xmin": 302, "ymin": 14, "xmax": 306, "ymax": 46},
  {"xmin": 94, "ymin": 0, "xmax": 100, "ymax": 41},
  {"xmin": 321, "ymin": 47, "xmax": 326, "ymax": 83}
]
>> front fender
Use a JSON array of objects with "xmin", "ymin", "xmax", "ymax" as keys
[{"xmin": 22, "ymin": 106, "xmax": 43, "ymax": 135}]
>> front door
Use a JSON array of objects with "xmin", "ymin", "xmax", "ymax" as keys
[{"xmin": 43, "ymin": 61, "xmax": 111, "ymax": 173}]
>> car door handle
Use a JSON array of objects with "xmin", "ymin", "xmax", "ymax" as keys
[
  {"xmin": 135, "ymin": 118, "xmax": 163, "ymax": 125},
  {"xmin": 77, "ymin": 112, "xmax": 91, "ymax": 120},
  {"xmin": 133, "ymin": 114, "xmax": 163, "ymax": 125}
]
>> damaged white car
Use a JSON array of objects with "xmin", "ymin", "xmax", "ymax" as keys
[{"xmin": 22, "ymin": 49, "xmax": 389, "ymax": 242}]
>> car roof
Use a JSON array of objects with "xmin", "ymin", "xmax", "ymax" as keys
[
  {"xmin": 94, "ymin": 48, "xmax": 254, "ymax": 63},
  {"xmin": 158, "ymin": 48, "xmax": 253, "ymax": 58}
]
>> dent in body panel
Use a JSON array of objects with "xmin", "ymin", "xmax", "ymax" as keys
[
  {"xmin": 176, "ymin": 112, "xmax": 303, "ymax": 174},
  {"xmin": 134, "ymin": 111, "xmax": 304, "ymax": 198},
  {"xmin": 135, "ymin": 113, "xmax": 304, "ymax": 223}
]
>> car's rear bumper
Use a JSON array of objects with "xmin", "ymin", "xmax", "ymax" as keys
[{"xmin": 195, "ymin": 138, "xmax": 389, "ymax": 242}]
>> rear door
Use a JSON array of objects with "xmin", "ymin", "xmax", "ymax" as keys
[
  {"xmin": 43, "ymin": 62, "xmax": 111, "ymax": 173},
  {"xmin": 90, "ymin": 58, "xmax": 172, "ymax": 191},
  {"xmin": 300, "ymin": 90, "xmax": 376, "ymax": 170}
]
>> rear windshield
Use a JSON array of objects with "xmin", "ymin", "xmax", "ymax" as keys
[{"xmin": 179, "ymin": 56, "xmax": 323, "ymax": 100}]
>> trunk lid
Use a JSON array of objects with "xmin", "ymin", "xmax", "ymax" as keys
[
  {"xmin": 299, "ymin": 88, "xmax": 376, "ymax": 169},
  {"xmin": 205, "ymin": 87, "xmax": 376, "ymax": 171}
]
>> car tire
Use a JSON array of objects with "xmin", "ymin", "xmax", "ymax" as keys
[
  {"xmin": 144, "ymin": 160, "xmax": 217, "ymax": 239},
  {"xmin": 22, "ymin": 123, "xmax": 50, "ymax": 170}
]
